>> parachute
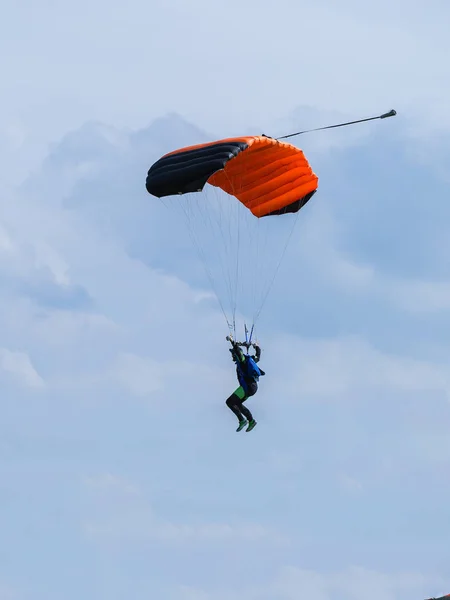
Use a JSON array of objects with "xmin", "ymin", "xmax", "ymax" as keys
[
  {"xmin": 145, "ymin": 109, "xmax": 396, "ymax": 337},
  {"xmin": 146, "ymin": 135, "xmax": 318, "ymax": 337},
  {"xmin": 146, "ymin": 136, "xmax": 318, "ymax": 218}
]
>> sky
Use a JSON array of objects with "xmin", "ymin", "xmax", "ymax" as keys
[{"xmin": 1, "ymin": 1, "xmax": 450, "ymax": 599}]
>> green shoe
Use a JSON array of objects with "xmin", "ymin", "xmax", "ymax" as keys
[
  {"xmin": 246, "ymin": 419, "xmax": 257, "ymax": 432},
  {"xmin": 236, "ymin": 419, "xmax": 248, "ymax": 432}
]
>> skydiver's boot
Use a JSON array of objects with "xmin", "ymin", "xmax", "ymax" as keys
[
  {"xmin": 246, "ymin": 419, "xmax": 257, "ymax": 432},
  {"xmin": 236, "ymin": 419, "xmax": 248, "ymax": 432}
]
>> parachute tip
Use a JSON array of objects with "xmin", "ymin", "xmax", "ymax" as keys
[{"xmin": 380, "ymin": 109, "xmax": 397, "ymax": 119}]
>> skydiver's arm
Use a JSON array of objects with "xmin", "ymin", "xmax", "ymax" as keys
[
  {"xmin": 252, "ymin": 343, "xmax": 261, "ymax": 362},
  {"xmin": 230, "ymin": 341, "xmax": 246, "ymax": 363}
]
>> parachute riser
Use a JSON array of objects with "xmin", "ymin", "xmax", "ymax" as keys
[
  {"xmin": 244, "ymin": 323, "xmax": 255, "ymax": 354},
  {"xmin": 227, "ymin": 323, "xmax": 255, "ymax": 354}
]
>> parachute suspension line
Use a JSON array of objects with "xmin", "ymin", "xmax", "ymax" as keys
[
  {"xmin": 221, "ymin": 170, "xmax": 243, "ymax": 335},
  {"xmin": 226, "ymin": 169, "xmax": 270, "ymax": 337},
  {"xmin": 233, "ymin": 191, "xmax": 240, "ymax": 336},
  {"xmin": 275, "ymin": 109, "xmax": 397, "ymax": 140},
  {"xmin": 209, "ymin": 183, "xmax": 236, "ymax": 335},
  {"xmin": 179, "ymin": 197, "xmax": 234, "ymax": 333},
  {"xmin": 210, "ymin": 168, "xmax": 300, "ymax": 336},
  {"xmin": 158, "ymin": 194, "xmax": 234, "ymax": 335},
  {"xmin": 213, "ymin": 186, "xmax": 236, "ymax": 324},
  {"xmin": 250, "ymin": 191, "xmax": 263, "ymax": 326},
  {"xmin": 198, "ymin": 186, "xmax": 237, "ymax": 333},
  {"xmin": 252, "ymin": 210, "xmax": 271, "ymax": 326},
  {"xmin": 223, "ymin": 188, "xmax": 238, "ymax": 339},
  {"xmin": 247, "ymin": 323, "xmax": 254, "ymax": 348},
  {"xmin": 146, "ymin": 134, "xmax": 322, "ymax": 340},
  {"xmin": 235, "ymin": 175, "xmax": 247, "ymax": 335},
  {"xmin": 253, "ymin": 208, "xmax": 302, "ymax": 328}
]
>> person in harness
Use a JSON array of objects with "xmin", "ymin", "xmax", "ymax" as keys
[{"xmin": 225, "ymin": 335, "xmax": 265, "ymax": 432}]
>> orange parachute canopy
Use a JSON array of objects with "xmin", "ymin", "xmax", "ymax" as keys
[{"xmin": 145, "ymin": 135, "xmax": 318, "ymax": 218}]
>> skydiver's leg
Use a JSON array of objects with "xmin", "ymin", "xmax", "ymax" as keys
[
  {"xmin": 226, "ymin": 386, "xmax": 253, "ymax": 422},
  {"xmin": 242, "ymin": 382, "xmax": 258, "ymax": 431},
  {"xmin": 226, "ymin": 393, "xmax": 244, "ymax": 420},
  {"xmin": 239, "ymin": 403, "xmax": 253, "ymax": 421}
]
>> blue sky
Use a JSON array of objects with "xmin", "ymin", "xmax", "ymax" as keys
[{"xmin": 1, "ymin": 1, "xmax": 450, "ymax": 599}]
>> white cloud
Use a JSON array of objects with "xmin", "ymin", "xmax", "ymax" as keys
[
  {"xmin": 32, "ymin": 241, "xmax": 70, "ymax": 286},
  {"xmin": 155, "ymin": 521, "xmax": 280, "ymax": 544},
  {"xmin": 390, "ymin": 279, "xmax": 450, "ymax": 313},
  {"xmin": 269, "ymin": 565, "xmax": 431, "ymax": 600},
  {"xmin": 336, "ymin": 472, "xmax": 364, "ymax": 493},
  {"xmin": 30, "ymin": 310, "xmax": 122, "ymax": 348},
  {"xmin": 107, "ymin": 349, "xmax": 230, "ymax": 403},
  {"xmin": 0, "ymin": 348, "xmax": 44, "ymax": 388},
  {"xmin": 1, "ymin": 1, "xmax": 450, "ymax": 598},
  {"xmin": 297, "ymin": 204, "xmax": 376, "ymax": 290},
  {"xmin": 0, "ymin": 223, "xmax": 14, "ymax": 253},
  {"xmin": 83, "ymin": 473, "xmax": 140, "ymax": 495},
  {"xmin": 1, "ymin": 0, "xmax": 449, "ymax": 180},
  {"xmin": 174, "ymin": 565, "xmax": 441, "ymax": 600},
  {"xmin": 0, "ymin": 584, "xmax": 19, "ymax": 600},
  {"xmin": 270, "ymin": 334, "xmax": 450, "ymax": 400},
  {"xmin": 176, "ymin": 587, "xmax": 212, "ymax": 600},
  {"xmin": 296, "ymin": 201, "xmax": 450, "ymax": 315},
  {"xmin": 113, "ymin": 353, "xmax": 165, "ymax": 397},
  {"xmin": 0, "ymin": 93, "xmax": 449, "ymax": 598},
  {"xmin": 82, "ymin": 472, "xmax": 282, "ymax": 547}
]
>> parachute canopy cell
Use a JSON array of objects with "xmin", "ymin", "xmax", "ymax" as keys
[{"xmin": 146, "ymin": 136, "xmax": 318, "ymax": 218}]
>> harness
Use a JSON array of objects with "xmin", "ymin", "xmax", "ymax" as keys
[{"xmin": 229, "ymin": 325, "xmax": 265, "ymax": 391}]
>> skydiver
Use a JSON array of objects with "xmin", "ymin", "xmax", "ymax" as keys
[{"xmin": 225, "ymin": 335, "xmax": 265, "ymax": 432}]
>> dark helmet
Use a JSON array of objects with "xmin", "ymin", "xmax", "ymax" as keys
[{"xmin": 229, "ymin": 348, "xmax": 238, "ymax": 362}]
